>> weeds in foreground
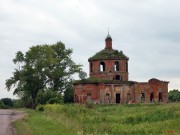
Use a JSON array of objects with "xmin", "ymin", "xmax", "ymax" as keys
[{"xmin": 15, "ymin": 103, "xmax": 180, "ymax": 135}]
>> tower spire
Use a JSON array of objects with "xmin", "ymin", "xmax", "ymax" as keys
[{"xmin": 105, "ymin": 30, "xmax": 112, "ymax": 49}]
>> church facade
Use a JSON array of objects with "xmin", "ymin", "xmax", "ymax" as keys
[{"xmin": 74, "ymin": 34, "xmax": 169, "ymax": 104}]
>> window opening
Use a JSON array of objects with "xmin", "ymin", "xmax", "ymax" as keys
[
  {"xmin": 90, "ymin": 63, "xmax": 93, "ymax": 72},
  {"xmin": 100, "ymin": 62, "xmax": 105, "ymax": 72},
  {"xmin": 105, "ymin": 93, "xmax": 110, "ymax": 103},
  {"xmin": 127, "ymin": 93, "xmax": 131, "ymax": 100},
  {"xmin": 114, "ymin": 61, "xmax": 120, "ymax": 71},
  {"xmin": 115, "ymin": 75, "xmax": 121, "ymax": 80},
  {"xmin": 158, "ymin": 92, "xmax": 163, "ymax": 102},
  {"xmin": 150, "ymin": 92, "xmax": 154, "ymax": 102},
  {"xmin": 141, "ymin": 93, "xmax": 145, "ymax": 102},
  {"xmin": 126, "ymin": 62, "xmax": 128, "ymax": 72},
  {"xmin": 116, "ymin": 93, "xmax": 121, "ymax": 103}
]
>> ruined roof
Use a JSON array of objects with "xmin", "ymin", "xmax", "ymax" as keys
[
  {"xmin": 88, "ymin": 49, "xmax": 129, "ymax": 61},
  {"xmin": 73, "ymin": 77, "xmax": 135, "ymax": 85}
]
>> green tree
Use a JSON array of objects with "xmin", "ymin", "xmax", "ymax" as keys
[
  {"xmin": 168, "ymin": 89, "xmax": 180, "ymax": 102},
  {"xmin": 64, "ymin": 80, "xmax": 74, "ymax": 103},
  {"xmin": 13, "ymin": 99, "xmax": 24, "ymax": 108},
  {"xmin": 0, "ymin": 101, "xmax": 5, "ymax": 109},
  {"xmin": 36, "ymin": 89, "xmax": 63, "ymax": 104},
  {"xmin": 1, "ymin": 98, "xmax": 13, "ymax": 108},
  {"xmin": 6, "ymin": 42, "xmax": 81, "ymax": 108}
]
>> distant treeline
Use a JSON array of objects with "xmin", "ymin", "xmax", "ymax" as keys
[{"xmin": 168, "ymin": 89, "xmax": 180, "ymax": 102}]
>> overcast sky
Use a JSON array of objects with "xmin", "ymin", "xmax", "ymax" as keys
[{"xmin": 0, "ymin": 0, "xmax": 180, "ymax": 99}]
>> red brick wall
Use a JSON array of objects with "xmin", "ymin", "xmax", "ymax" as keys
[
  {"xmin": 105, "ymin": 38, "xmax": 112, "ymax": 49},
  {"xmin": 134, "ymin": 79, "xmax": 169, "ymax": 103},
  {"xmin": 74, "ymin": 78, "xmax": 168, "ymax": 104},
  {"xmin": 74, "ymin": 83, "xmax": 101, "ymax": 104},
  {"xmin": 89, "ymin": 59, "xmax": 128, "ymax": 81}
]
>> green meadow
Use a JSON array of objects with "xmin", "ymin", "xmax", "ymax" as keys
[{"xmin": 14, "ymin": 103, "xmax": 180, "ymax": 135}]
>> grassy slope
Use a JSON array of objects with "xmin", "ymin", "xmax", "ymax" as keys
[{"xmin": 14, "ymin": 103, "xmax": 180, "ymax": 135}]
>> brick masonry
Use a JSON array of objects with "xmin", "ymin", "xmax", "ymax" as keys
[{"xmin": 74, "ymin": 34, "xmax": 169, "ymax": 104}]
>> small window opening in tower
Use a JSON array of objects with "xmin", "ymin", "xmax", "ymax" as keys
[
  {"xmin": 114, "ymin": 61, "xmax": 120, "ymax": 71},
  {"xmin": 90, "ymin": 62, "xmax": 93, "ymax": 73},
  {"xmin": 115, "ymin": 75, "xmax": 121, "ymax": 80},
  {"xmin": 126, "ymin": 62, "xmax": 128, "ymax": 72},
  {"xmin": 100, "ymin": 62, "xmax": 105, "ymax": 72}
]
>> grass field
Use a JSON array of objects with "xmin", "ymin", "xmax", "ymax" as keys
[{"xmin": 14, "ymin": 103, "xmax": 180, "ymax": 135}]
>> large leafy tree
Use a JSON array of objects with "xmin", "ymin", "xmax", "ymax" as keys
[
  {"xmin": 6, "ymin": 42, "xmax": 81, "ymax": 108},
  {"xmin": 64, "ymin": 80, "xmax": 74, "ymax": 103}
]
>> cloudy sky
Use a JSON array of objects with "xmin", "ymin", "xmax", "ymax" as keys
[{"xmin": 0, "ymin": 0, "xmax": 180, "ymax": 99}]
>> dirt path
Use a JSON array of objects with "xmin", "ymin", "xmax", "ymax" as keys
[{"xmin": 0, "ymin": 109, "xmax": 25, "ymax": 135}]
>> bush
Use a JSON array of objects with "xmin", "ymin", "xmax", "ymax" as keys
[
  {"xmin": 85, "ymin": 100, "xmax": 94, "ymax": 109},
  {"xmin": 13, "ymin": 99, "xmax": 24, "ymax": 108},
  {"xmin": 48, "ymin": 97, "xmax": 63, "ymax": 104},
  {"xmin": 36, "ymin": 90, "xmax": 63, "ymax": 105},
  {"xmin": 1, "ymin": 98, "xmax": 14, "ymax": 108},
  {"xmin": 36, "ymin": 104, "xmax": 45, "ymax": 111},
  {"xmin": 0, "ymin": 101, "xmax": 5, "ymax": 109},
  {"xmin": 169, "ymin": 89, "xmax": 180, "ymax": 102}
]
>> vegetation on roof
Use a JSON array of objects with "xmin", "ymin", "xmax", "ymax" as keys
[
  {"xmin": 74, "ymin": 77, "xmax": 135, "ymax": 84},
  {"xmin": 88, "ymin": 49, "xmax": 128, "ymax": 61},
  {"xmin": 74, "ymin": 77, "xmax": 109, "ymax": 84}
]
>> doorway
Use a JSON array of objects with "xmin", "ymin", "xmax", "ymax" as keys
[
  {"xmin": 116, "ymin": 93, "xmax": 121, "ymax": 103},
  {"xmin": 159, "ymin": 92, "xmax": 163, "ymax": 102},
  {"xmin": 150, "ymin": 92, "xmax": 154, "ymax": 102}
]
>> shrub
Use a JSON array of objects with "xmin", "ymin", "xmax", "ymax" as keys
[
  {"xmin": 169, "ymin": 89, "xmax": 180, "ymax": 102},
  {"xmin": 36, "ymin": 90, "xmax": 63, "ymax": 105},
  {"xmin": 36, "ymin": 104, "xmax": 44, "ymax": 111},
  {"xmin": 48, "ymin": 97, "xmax": 63, "ymax": 104},
  {"xmin": 1, "ymin": 98, "xmax": 14, "ymax": 108},
  {"xmin": 13, "ymin": 99, "xmax": 24, "ymax": 108},
  {"xmin": 0, "ymin": 101, "xmax": 5, "ymax": 109},
  {"xmin": 85, "ymin": 100, "xmax": 94, "ymax": 109}
]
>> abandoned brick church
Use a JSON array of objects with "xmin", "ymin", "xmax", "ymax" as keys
[{"xmin": 74, "ymin": 34, "xmax": 169, "ymax": 104}]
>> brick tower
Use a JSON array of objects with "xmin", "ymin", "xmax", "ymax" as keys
[{"xmin": 88, "ymin": 33, "xmax": 129, "ymax": 81}]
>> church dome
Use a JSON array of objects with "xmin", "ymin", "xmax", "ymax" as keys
[{"xmin": 106, "ymin": 33, "xmax": 112, "ymax": 40}]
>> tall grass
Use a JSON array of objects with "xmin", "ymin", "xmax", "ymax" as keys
[{"xmin": 15, "ymin": 103, "xmax": 180, "ymax": 135}]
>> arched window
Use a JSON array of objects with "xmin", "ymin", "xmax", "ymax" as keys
[
  {"xmin": 114, "ymin": 61, "xmax": 120, "ymax": 71},
  {"xmin": 90, "ymin": 62, "xmax": 93, "ymax": 73},
  {"xmin": 141, "ymin": 93, "xmax": 145, "ymax": 102},
  {"xmin": 126, "ymin": 62, "xmax": 128, "ymax": 72},
  {"xmin": 100, "ymin": 62, "xmax": 105, "ymax": 72}
]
